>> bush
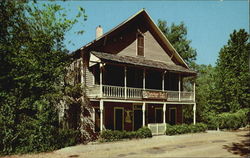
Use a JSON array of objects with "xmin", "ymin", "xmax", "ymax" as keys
[
  {"xmin": 136, "ymin": 127, "xmax": 152, "ymax": 138},
  {"xmin": 100, "ymin": 127, "xmax": 152, "ymax": 142},
  {"xmin": 165, "ymin": 123, "xmax": 207, "ymax": 135},
  {"xmin": 208, "ymin": 109, "xmax": 249, "ymax": 130},
  {"xmin": 56, "ymin": 129, "xmax": 79, "ymax": 148}
]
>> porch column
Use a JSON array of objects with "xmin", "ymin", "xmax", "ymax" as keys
[
  {"xmin": 193, "ymin": 103, "xmax": 196, "ymax": 125},
  {"xmin": 163, "ymin": 103, "xmax": 166, "ymax": 123},
  {"xmin": 124, "ymin": 67, "xmax": 127, "ymax": 99},
  {"xmin": 100, "ymin": 63, "xmax": 103, "ymax": 97},
  {"xmin": 80, "ymin": 59, "xmax": 84, "ymax": 85},
  {"xmin": 100, "ymin": 100, "xmax": 104, "ymax": 131},
  {"xmin": 178, "ymin": 74, "xmax": 181, "ymax": 101},
  {"xmin": 142, "ymin": 102, "xmax": 146, "ymax": 127},
  {"xmin": 92, "ymin": 107, "xmax": 95, "ymax": 123},
  {"xmin": 143, "ymin": 69, "xmax": 146, "ymax": 90},
  {"xmin": 193, "ymin": 82, "xmax": 196, "ymax": 102},
  {"xmin": 162, "ymin": 71, "xmax": 165, "ymax": 91}
]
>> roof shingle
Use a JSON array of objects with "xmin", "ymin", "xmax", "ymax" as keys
[{"xmin": 91, "ymin": 51, "xmax": 196, "ymax": 75}]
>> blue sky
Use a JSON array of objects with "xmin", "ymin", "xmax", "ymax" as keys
[{"xmin": 58, "ymin": 1, "xmax": 249, "ymax": 66}]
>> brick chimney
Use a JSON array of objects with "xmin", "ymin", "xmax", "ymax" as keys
[{"xmin": 96, "ymin": 25, "xmax": 103, "ymax": 39}]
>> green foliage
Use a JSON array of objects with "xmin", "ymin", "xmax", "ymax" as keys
[
  {"xmin": 136, "ymin": 127, "xmax": 153, "ymax": 138},
  {"xmin": 158, "ymin": 19, "xmax": 197, "ymax": 67},
  {"xmin": 185, "ymin": 29, "xmax": 249, "ymax": 126},
  {"xmin": 208, "ymin": 109, "xmax": 249, "ymax": 130},
  {"xmin": 165, "ymin": 123, "xmax": 207, "ymax": 136},
  {"xmin": 0, "ymin": 1, "xmax": 87, "ymax": 155},
  {"xmin": 215, "ymin": 29, "xmax": 250, "ymax": 112},
  {"xmin": 100, "ymin": 127, "xmax": 152, "ymax": 142},
  {"xmin": 57, "ymin": 129, "xmax": 80, "ymax": 148}
]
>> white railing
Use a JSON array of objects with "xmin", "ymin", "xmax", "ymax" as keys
[
  {"xmin": 127, "ymin": 87, "xmax": 142, "ymax": 99},
  {"xmin": 88, "ymin": 85, "xmax": 194, "ymax": 101},
  {"xmin": 148, "ymin": 123, "xmax": 166, "ymax": 135},
  {"xmin": 103, "ymin": 85, "xmax": 125, "ymax": 98},
  {"xmin": 180, "ymin": 91, "xmax": 194, "ymax": 101},
  {"xmin": 166, "ymin": 91, "xmax": 179, "ymax": 101}
]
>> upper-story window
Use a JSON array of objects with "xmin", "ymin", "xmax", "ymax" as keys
[{"xmin": 137, "ymin": 33, "xmax": 144, "ymax": 56}]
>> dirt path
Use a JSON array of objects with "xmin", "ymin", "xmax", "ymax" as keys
[{"xmin": 3, "ymin": 130, "xmax": 250, "ymax": 158}]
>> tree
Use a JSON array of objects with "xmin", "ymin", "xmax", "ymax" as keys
[
  {"xmin": 158, "ymin": 19, "xmax": 197, "ymax": 67},
  {"xmin": 215, "ymin": 29, "xmax": 250, "ymax": 112},
  {"xmin": 0, "ymin": 1, "xmax": 87, "ymax": 154}
]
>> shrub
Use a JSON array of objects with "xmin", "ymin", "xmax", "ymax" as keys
[
  {"xmin": 100, "ymin": 127, "xmax": 152, "ymax": 142},
  {"xmin": 165, "ymin": 123, "xmax": 207, "ymax": 135},
  {"xmin": 136, "ymin": 127, "xmax": 152, "ymax": 138},
  {"xmin": 57, "ymin": 129, "xmax": 79, "ymax": 148},
  {"xmin": 208, "ymin": 109, "xmax": 249, "ymax": 130}
]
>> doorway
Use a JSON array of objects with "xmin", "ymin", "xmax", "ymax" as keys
[
  {"xmin": 134, "ymin": 109, "xmax": 142, "ymax": 131},
  {"xmin": 155, "ymin": 107, "xmax": 163, "ymax": 123},
  {"xmin": 169, "ymin": 107, "xmax": 177, "ymax": 125},
  {"xmin": 114, "ymin": 107, "xmax": 124, "ymax": 130}
]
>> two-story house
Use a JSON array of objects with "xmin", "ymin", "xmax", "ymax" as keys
[{"xmin": 71, "ymin": 9, "xmax": 197, "ymax": 132}]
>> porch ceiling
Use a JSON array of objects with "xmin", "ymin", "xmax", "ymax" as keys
[{"xmin": 91, "ymin": 51, "xmax": 196, "ymax": 75}]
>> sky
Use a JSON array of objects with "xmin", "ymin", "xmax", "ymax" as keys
[{"xmin": 57, "ymin": 0, "xmax": 249, "ymax": 66}]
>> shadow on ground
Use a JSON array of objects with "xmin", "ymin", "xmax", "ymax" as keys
[{"xmin": 223, "ymin": 131, "xmax": 250, "ymax": 157}]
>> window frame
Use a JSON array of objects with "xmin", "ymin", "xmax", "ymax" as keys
[{"xmin": 136, "ymin": 33, "xmax": 145, "ymax": 57}]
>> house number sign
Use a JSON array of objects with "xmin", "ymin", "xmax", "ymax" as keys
[{"xmin": 142, "ymin": 90, "xmax": 167, "ymax": 99}]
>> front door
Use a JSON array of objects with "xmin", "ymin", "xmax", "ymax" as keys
[
  {"xmin": 114, "ymin": 108, "xmax": 124, "ymax": 130},
  {"xmin": 169, "ymin": 108, "xmax": 177, "ymax": 125},
  {"xmin": 155, "ymin": 108, "xmax": 163, "ymax": 123},
  {"xmin": 134, "ymin": 109, "xmax": 142, "ymax": 131}
]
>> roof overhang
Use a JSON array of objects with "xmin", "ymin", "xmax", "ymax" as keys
[{"xmin": 90, "ymin": 51, "xmax": 196, "ymax": 76}]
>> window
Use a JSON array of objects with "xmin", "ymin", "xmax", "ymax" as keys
[{"xmin": 137, "ymin": 34, "xmax": 144, "ymax": 56}]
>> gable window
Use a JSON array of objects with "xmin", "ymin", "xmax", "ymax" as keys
[{"xmin": 137, "ymin": 34, "xmax": 144, "ymax": 56}]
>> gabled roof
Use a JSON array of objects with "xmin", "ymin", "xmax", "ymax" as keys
[
  {"xmin": 74, "ymin": 9, "xmax": 190, "ymax": 69},
  {"xmin": 90, "ymin": 51, "xmax": 196, "ymax": 75}
]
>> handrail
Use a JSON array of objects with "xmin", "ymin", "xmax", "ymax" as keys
[{"xmin": 89, "ymin": 85, "xmax": 194, "ymax": 101}]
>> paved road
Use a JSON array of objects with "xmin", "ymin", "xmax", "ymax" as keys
[{"xmin": 4, "ymin": 129, "xmax": 250, "ymax": 158}]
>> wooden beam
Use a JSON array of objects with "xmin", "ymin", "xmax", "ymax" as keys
[
  {"xmin": 124, "ymin": 66, "xmax": 127, "ymax": 99},
  {"xmin": 100, "ymin": 100, "xmax": 104, "ymax": 131},
  {"xmin": 143, "ymin": 69, "xmax": 146, "ymax": 90},
  {"xmin": 178, "ymin": 74, "xmax": 181, "ymax": 101},
  {"xmin": 142, "ymin": 102, "xmax": 146, "ymax": 127}
]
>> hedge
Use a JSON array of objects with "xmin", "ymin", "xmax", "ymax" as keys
[
  {"xmin": 165, "ymin": 123, "xmax": 207, "ymax": 135},
  {"xmin": 100, "ymin": 127, "xmax": 152, "ymax": 142},
  {"xmin": 208, "ymin": 109, "xmax": 249, "ymax": 130}
]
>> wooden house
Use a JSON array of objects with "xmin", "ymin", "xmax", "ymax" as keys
[{"xmin": 71, "ymin": 9, "xmax": 197, "ymax": 132}]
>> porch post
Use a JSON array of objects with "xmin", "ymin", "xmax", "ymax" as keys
[
  {"xmin": 193, "ymin": 82, "xmax": 196, "ymax": 102},
  {"xmin": 163, "ymin": 103, "xmax": 166, "ymax": 123},
  {"xmin": 100, "ymin": 100, "xmax": 104, "ymax": 131},
  {"xmin": 193, "ymin": 103, "xmax": 196, "ymax": 125},
  {"xmin": 80, "ymin": 59, "xmax": 84, "ymax": 85},
  {"xmin": 100, "ymin": 63, "xmax": 103, "ymax": 97},
  {"xmin": 92, "ymin": 107, "xmax": 95, "ymax": 123},
  {"xmin": 142, "ymin": 102, "xmax": 146, "ymax": 127},
  {"xmin": 124, "ymin": 67, "xmax": 127, "ymax": 99},
  {"xmin": 178, "ymin": 74, "xmax": 181, "ymax": 101},
  {"xmin": 143, "ymin": 69, "xmax": 146, "ymax": 90},
  {"xmin": 162, "ymin": 71, "xmax": 165, "ymax": 91}
]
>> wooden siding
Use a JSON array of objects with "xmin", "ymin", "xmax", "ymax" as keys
[
  {"xmin": 118, "ymin": 30, "xmax": 174, "ymax": 64},
  {"xmin": 85, "ymin": 67, "xmax": 94, "ymax": 86},
  {"xmin": 144, "ymin": 31, "xmax": 174, "ymax": 64}
]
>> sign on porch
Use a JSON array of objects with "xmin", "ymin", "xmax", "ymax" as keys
[{"xmin": 142, "ymin": 90, "xmax": 167, "ymax": 100}]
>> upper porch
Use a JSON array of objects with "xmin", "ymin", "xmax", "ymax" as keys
[{"xmin": 86, "ymin": 52, "xmax": 196, "ymax": 103}]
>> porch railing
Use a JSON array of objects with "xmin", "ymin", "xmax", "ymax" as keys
[{"xmin": 88, "ymin": 85, "xmax": 194, "ymax": 102}]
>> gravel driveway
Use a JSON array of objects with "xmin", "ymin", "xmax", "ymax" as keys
[{"xmin": 3, "ymin": 129, "xmax": 250, "ymax": 158}]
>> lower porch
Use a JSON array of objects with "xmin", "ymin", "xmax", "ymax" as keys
[{"xmin": 90, "ymin": 100, "xmax": 196, "ymax": 132}]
